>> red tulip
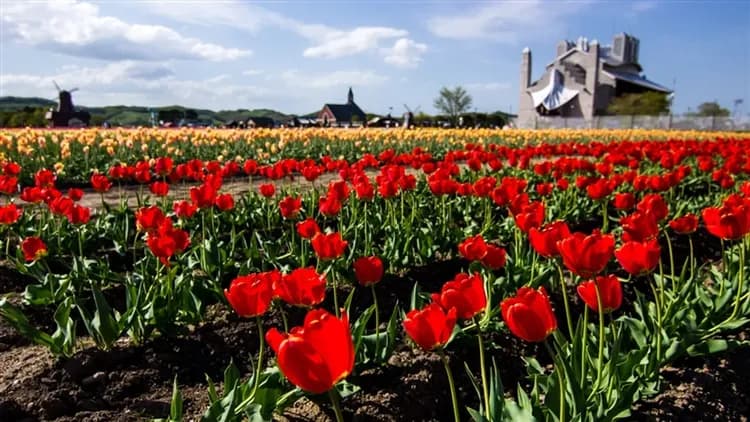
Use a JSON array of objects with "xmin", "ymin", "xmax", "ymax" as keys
[
  {"xmin": 500, "ymin": 286, "xmax": 557, "ymax": 343},
  {"xmin": 20, "ymin": 187, "xmax": 45, "ymax": 203},
  {"xmin": 136, "ymin": 206, "xmax": 166, "ymax": 233},
  {"xmin": 702, "ymin": 200, "xmax": 750, "ymax": 240},
  {"xmin": 458, "ymin": 234, "xmax": 488, "ymax": 262},
  {"xmin": 586, "ymin": 178, "xmax": 613, "ymax": 200},
  {"xmin": 615, "ymin": 239, "xmax": 661, "ymax": 275},
  {"xmin": 481, "ymin": 245, "xmax": 507, "ymax": 269},
  {"xmin": 529, "ymin": 221, "xmax": 571, "ymax": 258},
  {"xmin": 311, "ymin": 232, "xmax": 347, "ymax": 260},
  {"xmin": 669, "ymin": 214, "xmax": 698, "ymax": 234},
  {"xmin": 66, "ymin": 205, "xmax": 91, "ymax": 225},
  {"xmin": 576, "ymin": 275, "xmax": 623, "ymax": 313},
  {"xmin": 296, "ymin": 218, "xmax": 320, "ymax": 239},
  {"xmin": 154, "ymin": 157, "xmax": 174, "ymax": 176},
  {"xmin": 48, "ymin": 196, "xmax": 73, "ymax": 216},
  {"xmin": 403, "ymin": 303, "xmax": 457, "ymax": 351},
  {"xmin": 513, "ymin": 201, "xmax": 545, "ymax": 233},
  {"xmin": 224, "ymin": 270, "xmax": 279, "ymax": 317},
  {"xmin": 0, "ymin": 203, "xmax": 22, "ymax": 225},
  {"xmin": 274, "ymin": 267, "xmax": 326, "ymax": 307},
  {"xmin": 35, "ymin": 169, "xmax": 56, "ymax": 188},
  {"xmin": 318, "ymin": 195, "xmax": 342, "ymax": 217},
  {"xmin": 353, "ymin": 256, "xmax": 384, "ymax": 287},
  {"xmin": 279, "ymin": 196, "xmax": 302, "ymax": 219},
  {"xmin": 354, "ymin": 181, "xmax": 375, "ymax": 201},
  {"xmin": 149, "ymin": 181, "xmax": 170, "ymax": 197},
  {"xmin": 68, "ymin": 188, "xmax": 84, "ymax": 201},
  {"xmin": 266, "ymin": 309, "xmax": 354, "ymax": 394},
  {"xmin": 173, "ymin": 200, "xmax": 197, "ymax": 219},
  {"xmin": 146, "ymin": 219, "xmax": 190, "ymax": 266},
  {"xmin": 613, "ymin": 192, "xmax": 635, "ymax": 211},
  {"xmin": 91, "ymin": 173, "xmax": 112, "ymax": 193},
  {"xmin": 2, "ymin": 162, "xmax": 21, "ymax": 175},
  {"xmin": 21, "ymin": 237, "xmax": 47, "ymax": 262},
  {"xmin": 620, "ymin": 211, "xmax": 660, "ymax": 242},
  {"xmin": 557, "ymin": 231, "xmax": 615, "ymax": 278},
  {"xmin": 190, "ymin": 183, "xmax": 217, "ymax": 209},
  {"xmin": 637, "ymin": 194, "xmax": 669, "ymax": 222},
  {"xmin": 432, "ymin": 273, "xmax": 486, "ymax": 320},
  {"xmin": 215, "ymin": 193, "xmax": 235, "ymax": 211},
  {"xmin": 259, "ymin": 183, "xmax": 275, "ymax": 198},
  {"xmin": 327, "ymin": 180, "xmax": 350, "ymax": 201}
]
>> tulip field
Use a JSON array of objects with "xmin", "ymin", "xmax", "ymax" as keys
[{"xmin": 1, "ymin": 127, "xmax": 749, "ymax": 421}]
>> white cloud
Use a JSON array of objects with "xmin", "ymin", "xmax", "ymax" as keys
[
  {"xmin": 147, "ymin": 1, "xmax": 425, "ymax": 65},
  {"xmin": 1, "ymin": 0, "xmax": 250, "ymax": 61},
  {"xmin": 428, "ymin": 1, "xmax": 585, "ymax": 42},
  {"xmin": 382, "ymin": 38, "xmax": 428, "ymax": 68},
  {"xmin": 0, "ymin": 61, "xmax": 174, "ymax": 89},
  {"xmin": 280, "ymin": 70, "xmax": 388, "ymax": 89},
  {"xmin": 0, "ymin": 62, "xmax": 270, "ymax": 109},
  {"xmin": 303, "ymin": 27, "xmax": 408, "ymax": 59},
  {"xmin": 242, "ymin": 69, "xmax": 264, "ymax": 76}
]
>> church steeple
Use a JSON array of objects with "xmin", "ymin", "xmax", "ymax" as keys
[{"xmin": 347, "ymin": 87, "xmax": 354, "ymax": 105}]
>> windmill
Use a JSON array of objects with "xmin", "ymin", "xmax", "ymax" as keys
[
  {"xmin": 402, "ymin": 104, "xmax": 421, "ymax": 128},
  {"xmin": 46, "ymin": 81, "xmax": 90, "ymax": 127}
]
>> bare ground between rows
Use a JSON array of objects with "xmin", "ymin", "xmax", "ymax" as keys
[{"xmin": 49, "ymin": 167, "xmax": 397, "ymax": 210}]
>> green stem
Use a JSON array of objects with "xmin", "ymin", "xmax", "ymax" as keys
[
  {"xmin": 371, "ymin": 284, "xmax": 380, "ymax": 358},
  {"xmin": 439, "ymin": 351, "xmax": 461, "ymax": 422},
  {"xmin": 664, "ymin": 229, "xmax": 675, "ymax": 290},
  {"xmin": 726, "ymin": 240, "xmax": 746, "ymax": 323},
  {"xmin": 649, "ymin": 281, "xmax": 662, "ymax": 368},
  {"xmin": 688, "ymin": 236, "xmax": 694, "ymax": 283},
  {"xmin": 279, "ymin": 304, "xmax": 289, "ymax": 332},
  {"xmin": 601, "ymin": 200, "xmax": 608, "ymax": 233},
  {"xmin": 557, "ymin": 264, "xmax": 575, "ymax": 340},
  {"xmin": 594, "ymin": 283, "xmax": 605, "ymax": 392},
  {"xmin": 719, "ymin": 240, "xmax": 727, "ymax": 297},
  {"xmin": 475, "ymin": 317, "xmax": 490, "ymax": 418},
  {"xmin": 332, "ymin": 267, "xmax": 340, "ymax": 318},
  {"xmin": 328, "ymin": 388, "xmax": 345, "ymax": 422},
  {"xmin": 544, "ymin": 341, "xmax": 565, "ymax": 422},
  {"xmin": 580, "ymin": 306, "xmax": 588, "ymax": 389},
  {"xmin": 254, "ymin": 315, "xmax": 265, "ymax": 393}
]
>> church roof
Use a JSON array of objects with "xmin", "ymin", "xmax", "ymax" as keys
[{"xmin": 323, "ymin": 102, "xmax": 366, "ymax": 121}]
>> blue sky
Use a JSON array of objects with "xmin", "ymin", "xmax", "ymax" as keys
[{"xmin": 1, "ymin": 0, "xmax": 748, "ymax": 115}]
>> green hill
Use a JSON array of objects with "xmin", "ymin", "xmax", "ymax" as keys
[
  {"xmin": 0, "ymin": 96, "xmax": 56, "ymax": 110},
  {"xmin": 0, "ymin": 96, "xmax": 295, "ymax": 127}
]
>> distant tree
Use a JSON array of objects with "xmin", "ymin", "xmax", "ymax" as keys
[
  {"xmin": 607, "ymin": 92, "xmax": 670, "ymax": 116},
  {"xmin": 692, "ymin": 101, "xmax": 730, "ymax": 117},
  {"xmin": 90, "ymin": 115, "xmax": 106, "ymax": 127},
  {"xmin": 434, "ymin": 86, "xmax": 473, "ymax": 126}
]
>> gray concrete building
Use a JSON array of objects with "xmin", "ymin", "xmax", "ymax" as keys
[{"xmin": 518, "ymin": 33, "xmax": 672, "ymax": 125}]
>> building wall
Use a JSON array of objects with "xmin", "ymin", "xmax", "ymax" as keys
[{"xmin": 518, "ymin": 49, "xmax": 535, "ymax": 124}]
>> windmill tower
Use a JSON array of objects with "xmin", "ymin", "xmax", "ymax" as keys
[{"xmin": 45, "ymin": 81, "xmax": 91, "ymax": 127}]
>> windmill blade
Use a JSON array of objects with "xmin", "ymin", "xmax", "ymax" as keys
[
  {"xmin": 69, "ymin": 88, "xmax": 79, "ymax": 93},
  {"xmin": 53, "ymin": 80, "xmax": 61, "ymax": 92}
]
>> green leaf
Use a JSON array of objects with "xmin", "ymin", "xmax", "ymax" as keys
[
  {"xmin": 687, "ymin": 338, "xmax": 750, "ymax": 356},
  {"xmin": 223, "ymin": 361, "xmax": 240, "ymax": 393},
  {"xmin": 201, "ymin": 381, "xmax": 239, "ymax": 422},
  {"xmin": 170, "ymin": 376, "xmax": 184, "ymax": 421},
  {"xmin": 91, "ymin": 286, "xmax": 122, "ymax": 348}
]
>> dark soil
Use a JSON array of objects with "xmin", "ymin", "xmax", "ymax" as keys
[{"xmin": 1, "ymin": 256, "xmax": 749, "ymax": 421}]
